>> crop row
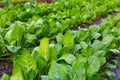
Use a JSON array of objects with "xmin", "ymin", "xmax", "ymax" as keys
[
  {"xmin": 0, "ymin": 0, "xmax": 120, "ymax": 80},
  {"xmin": 0, "ymin": 0, "xmax": 119, "ymax": 27},
  {"xmin": 1, "ymin": 10, "xmax": 120, "ymax": 80},
  {"xmin": 0, "ymin": 0, "xmax": 120, "ymax": 55}
]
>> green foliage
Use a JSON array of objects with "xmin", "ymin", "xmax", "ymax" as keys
[
  {"xmin": 38, "ymin": 38, "xmax": 49, "ymax": 62},
  {"xmin": 0, "ymin": 74, "xmax": 10, "ymax": 80},
  {"xmin": 0, "ymin": 0, "xmax": 120, "ymax": 80},
  {"xmin": 11, "ymin": 50, "xmax": 38, "ymax": 80}
]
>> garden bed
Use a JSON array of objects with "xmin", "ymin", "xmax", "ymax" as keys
[{"xmin": 0, "ymin": 0, "xmax": 120, "ymax": 80}]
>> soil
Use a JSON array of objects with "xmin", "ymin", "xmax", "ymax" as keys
[
  {"xmin": 71, "ymin": 23, "xmax": 90, "ymax": 30},
  {"xmin": 112, "ymin": 68, "xmax": 120, "ymax": 79},
  {"xmin": 70, "ymin": 11, "xmax": 117, "ymax": 30},
  {"xmin": 70, "ymin": 15, "xmax": 106, "ymax": 30},
  {"xmin": 92, "ymin": 15, "xmax": 107, "ymax": 25},
  {"xmin": 37, "ymin": 0, "xmax": 52, "ymax": 3},
  {"xmin": 0, "ymin": 60, "xmax": 13, "ymax": 77}
]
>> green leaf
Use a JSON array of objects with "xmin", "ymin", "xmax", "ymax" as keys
[
  {"xmin": 73, "ymin": 63, "xmax": 86, "ymax": 80},
  {"xmin": 26, "ymin": 33, "xmax": 36, "ymax": 43},
  {"xmin": 41, "ymin": 75, "xmax": 49, "ymax": 80},
  {"xmin": 6, "ymin": 45, "xmax": 21, "ymax": 53},
  {"xmin": 49, "ymin": 44, "xmax": 57, "ymax": 61},
  {"xmin": 89, "ymin": 25, "xmax": 100, "ymax": 33},
  {"xmin": 54, "ymin": 43, "xmax": 62, "ymax": 55},
  {"xmin": 58, "ymin": 54, "xmax": 76, "ymax": 64},
  {"xmin": 56, "ymin": 33, "xmax": 63, "ymax": 43},
  {"xmin": 59, "ymin": 46, "xmax": 70, "ymax": 57},
  {"xmin": 64, "ymin": 65, "xmax": 75, "ymax": 80},
  {"xmin": 92, "ymin": 40, "xmax": 103, "ymax": 52},
  {"xmin": 39, "ymin": 38, "xmax": 49, "ymax": 61},
  {"xmin": 81, "ymin": 47, "xmax": 93, "ymax": 57},
  {"xmin": 32, "ymin": 47, "xmax": 47, "ymax": 74},
  {"xmin": 1, "ymin": 74, "xmax": 10, "ymax": 80},
  {"xmin": 73, "ymin": 44, "xmax": 81, "ymax": 54},
  {"xmin": 94, "ymin": 50, "xmax": 106, "ymax": 57},
  {"xmin": 35, "ymin": 19, "xmax": 43, "ymax": 25},
  {"xmin": 0, "ymin": 42, "xmax": 7, "ymax": 55},
  {"xmin": 16, "ymin": 50, "xmax": 38, "ymax": 80},
  {"xmin": 4, "ymin": 29, "xmax": 13, "ymax": 43},
  {"xmin": 102, "ymin": 28, "xmax": 111, "ymax": 37},
  {"xmin": 105, "ymin": 70, "xmax": 116, "ymax": 79},
  {"xmin": 63, "ymin": 31, "xmax": 74, "ymax": 49},
  {"xmin": 48, "ymin": 61, "xmax": 68, "ymax": 80},
  {"xmin": 49, "ymin": 19, "xmax": 55, "ymax": 27},
  {"xmin": 99, "ymin": 57, "xmax": 106, "ymax": 66},
  {"xmin": 110, "ymin": 49, "xmax": 120, "ymax": 54},
  {"xmin": 87, "ymin": 55, "xmax": 100, "ymax": 77},
  {"xmin": 91, "ymin": 32, "xmax": 101, "ymax": 39},
  {"xmin": 72, "ymin": 55, "xmax": 87, "ymax": 80},
  {"xmin": 102, "ymin": 34, "xmax": 114, "ymax": 46},
  {"xmin": 11, "ymin": 24, "xmax": 25, "ymax": 45},
  {"xmin": 76, "ymin": 29, "xmax": 89, "ymax": 41},
  {"xmin": 80, "ymin": 41, "xmax": 88, "ymax": 49},
  {"xmin": 107, "ymin": 63, "xmax": 117, "ymax": 69},
  {"xmin": 10, "ymin": 67, "xmax": 24, "ymax": 80}
]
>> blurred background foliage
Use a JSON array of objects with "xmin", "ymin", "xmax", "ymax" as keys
[{"xmin": 0, "ymin": 0, "xmax": 51, "ymax": 6}]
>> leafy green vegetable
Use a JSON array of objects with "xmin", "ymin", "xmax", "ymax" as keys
[
  {"xmin": 87, "ymin": 55, "xmax": 100, "ymax": 77},
  {"xmin": 38, "ymin": 38, "xmax": 49, "ymax": 62},
  {"xmin": 11, "ymin": 50, "xmax": 38, "ymax": 80},
  {"xmin": 41, "ymin": 75, "xmax": 49, "ymax": 80},
  {"xmin": 6, "ymin": 45, "xmax": 21, "ymax": 53},
  {"xmin": 0, "ymin": 74, "xmax": 10, "ymax": 80},
  {"xmin": 48, "ymin": 61, "xmax": 68, "ymax": 80},
  {"xmin": 102, "ymin": 34, "xmax": 114, "ymax": 46},
  {"xmin": 58, "ymin": 54, "xmax": 76, "ymax": 64},
  {"xmin": 72, "ymin": 55, "xmax": 87, "ymax": 80},
  {"xmin": 1, "ymin": 0, "xmax": 120, "ymax": 79},
  {"xmin": 10, "ymin": 67, "xmax": 24, "ymax": 80},
  {"xmin": 63, "ymin": 31, "xmax": 74, "ymax": 50}
]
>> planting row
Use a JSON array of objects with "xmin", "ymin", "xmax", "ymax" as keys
[
  {"xmin": 0, "ymin": 0, "xmax": 120, "ymax": 57},
  {"xmin": 0, "ymin": 0, "xmax": 119, "ymax": 27},
  {"xmin": 0, "ymin": 0, "xmax": 120, "ymax": 79},
  {"xmin": 1, "ymin": 11, "xmax": 120, "ymax": 80}
]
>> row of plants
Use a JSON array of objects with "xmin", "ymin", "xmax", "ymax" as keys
[
  {"xmin": 0, "ymin": 0, "xmax": 31, "ymax": 3},
  {"xmin": 0, "ymin": 0, "xmax": 120, "ymax": 59},
  {"xmin": 0, "ymin": 0, "xmax": 51, "ymax": 3},
  {"xmin": 0, "ymin": 0, "xmax": 119, "ymax": 27},
  {"xmin": 1, "ymin": 12, "xmax": 120, "ymax": 80},
  {"xmin": 0, "ymin": 0, "xmax": 27, "ymax": 6},
  {"xmin": 0, "ymin": 0, "xmax": 120, "ymax": 80}
]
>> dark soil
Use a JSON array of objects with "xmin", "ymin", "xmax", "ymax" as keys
[
  {"xmin": 112, "ymin": 68, "xmax": 120, "ymax": 79},
  {"xmin": 71, "ymin": 23, "xmax": 90, "ymax": 30},
  {"xmin": 70, "ymin": 15, "xmax": 106, "ymax": 30},
  {"xmin": 92, "ymin": 15, "xmax": 107, "ymax": 25},
  {"xmin": 0, "ymin": 2, "xmax": 27, "ymax": 8},
  {"xmin": 0, "ymin": 60, "xmax": 13, "ymax": 77},
  {"xmin": 70, "ymin": 15, "xmax": 107, "ymax": 30},
  {"xmin": 92, "ymin": 12, "xmax": 117, "ymax": 25},
  {"xmin": 37, "ymin": 0, "xmax": 52, "ymax": 3},
  {"xmin": 70, "ymin": 11, "xmax": 117, "ymax": 30}
]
